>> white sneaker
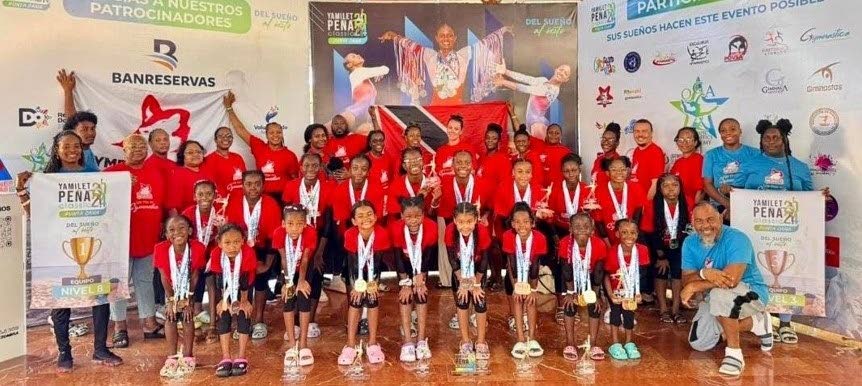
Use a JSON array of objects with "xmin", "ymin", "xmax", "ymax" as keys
[
  {"xmin": 400, "ymin": 343, "xmax": 417, "ymax": 363},
  {"xmin": 319, "ymin": 291, "xmax": 329, "ymax": 303},
  {"xmin": 328, "ymin": 276, "xmax": 347, "ymax": 293},
  {"xmin": 416, "ymin": 339, "xmax": 432, "ymax": 360}
]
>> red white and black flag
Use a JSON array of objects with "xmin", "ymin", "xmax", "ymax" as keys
[{"xmin": 371, "ymin": 102, "xmax": 510, "ymax": 157}]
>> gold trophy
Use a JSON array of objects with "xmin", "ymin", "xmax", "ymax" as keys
[
  {"xmin": 757, "ymin": 250, "xmax": 796, "ymax": 288},
  {"xmin": 62, "ymin": 237, "xmax": 102, "ymax": 279},
  {"xmin": 582, "ymin": 181, "xmax": 600, "ymax": 211}
]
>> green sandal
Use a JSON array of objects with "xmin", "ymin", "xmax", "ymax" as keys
[
  {"xmin": 608, "ymin": 343, "xmax": 628, "ymax": 360},
  {"xmin": 623, "ymin": 342, "xmax": 641, "ymax": 359}
]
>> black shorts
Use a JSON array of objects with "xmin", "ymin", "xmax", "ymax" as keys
[
  {"xmin": 451, "ymin": 273, "xmax": 486, "ymax": 312},
  {"xmin": 253, "ymin": 246, "xmax": 278, "ymax": 291},
  {"xmin": 348, "ymin": 293, "xmax": 380, "ymax": 309},
  {"xmin": 282, "ymin": 271, "xmax": 312, "ymax": 313},
  {"xmin": 656, "ymin": 248, "xmax": 683, "ymax": 280}
]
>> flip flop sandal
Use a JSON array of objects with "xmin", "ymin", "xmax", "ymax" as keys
[
  {"xmin": 299, "ymin": 348, "xmax": 314, "ymax": 366},
  {"xmin": 660, "ymin": 312, "xmax": 674, "ymax": 324},
  {"xmin": 231, "ymin": 358, "xmax": 249, "ymax": 376},
  {"xmin": 215, "ymin": 359, "xmax": 232, "ymax": 377},
  {"xmin": 159, "ymin": 356, "xmax": 179, "ymax": 378},
  {"xmin": 366, "ymin": 343, "xmax": 385, "ymax": 364},
  {"xmin": 779, "ymin": 326, "xmax": 798, "ymax": 344},
  {"xmin": 563, "ymin": 345, "xmax": 578, "ymax": 361},
  {"xmin": 251, "ymin": 323, "xmax": 267, "ymax": 340},
  {"xmin": 718, "ymin": 355, "xmax": 744, "ymax": 376},
  {"xmin": 338, "ymin": 346, "xmax": 357, "ymax": 366},
  {"xmin": 608, "ymin": 343, "xmax": 628, "ymax": 360},
  {"xmin": 69, "ymin": 323, "xmax": 89, "ymax": 337},
  {"xmin": 673, "ymin": 313, "xmax": 688, "ymax": 324},
  {"xmin": 144, "ymin": 324, "xmax": 166, "ymax": 339},
  {"xmin": 623, "ymin": 342, "xmax": 641, "ymax": 360},
  {"xmin": 307, "ymin": 323, "xmax": 321, "ymax": 338},
  {"xmin": 475, "ymin": 343, "xmax": 490, "ymax": 360},
  {"xmin": 511, "ymin": 342, "xmax": 527, "ymax": 359},
  {"xmin": 527, "ymin": 340, "xmax": 544, "ymax": 358},
  {"xmin": 590, "ymin": 346, "xmax": 606, "ymax": 361},
  {"xmin": 112, "ymin": 330, "xmax": 129, "ymax": 348}
]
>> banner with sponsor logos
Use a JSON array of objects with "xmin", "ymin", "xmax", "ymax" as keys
[
  {"xmin": 731, "ymin": 189, "xmax": 825, "ymax": 316},
  {"xmin": 578, "ymin": 0, "xmax": 862, "ymax": 337},
  {"xmin": 0, "ymin": 194, "xmax": 25, "ymax": 362},
  {"xmin": 309, "ymin": 2, "xmax": 578, "ymax": 144},
  {"xmin": 29, "ymin": 172, "xmax": 131, "ymax": 309},
  {"xmin": 0, "ymin": 0, "xmax": 309, "ymax": 185}
]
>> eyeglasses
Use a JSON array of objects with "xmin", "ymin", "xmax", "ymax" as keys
[{"xmin": 676, "ymin": 138, "xmax": 696, "ymax": 144}]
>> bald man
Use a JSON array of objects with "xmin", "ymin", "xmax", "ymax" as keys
[
  {"xmin": 681, "ymin": 203, "xmax": 772, "ymax": 376},
  {"xmin": 105, "ymin": 134, "xmax": 166, "ymax": 347}
]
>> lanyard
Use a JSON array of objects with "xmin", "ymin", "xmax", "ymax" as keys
[
  {"xmin": 405, "ymin": 176, "xmax": 426, "ymax": 197},
  {"xmin": 459, "ymin": 232, "xmax": 475, "ymax": 278},
  {"xmin": 515, "ymin": 233, "xmax": 533, "ymax": 283},
  {"xmin": 168, "ymin": 244, "xmax": 191, "ymax": 299},
  {"xmin": 221, "ymin": 250, "xmax": 243, "ymax": 303},
  {"xmin": 349, "ymin": 179, "xmax": 368, "ymax": 206},
  {"xmin": 617, "ymin": 245, "xmax": 640, "ymax": 298},
  {"xmin": 404, "ymin": 224, "xmax": 423, "ymax": 276},
  {"xmin": 195, "ymin": 205, "xmax": 215, "ymax": 246},
  {"xmin": 572, "ymin": 238, "xmax": 591, "ymax": 293},
  {"xmin": 513, "ymin": 183, "xmax": 531, "ymax": 204},
  {"xmin": 357, "ymin": 233, "xmax": 375, "ymax": 282},
  {"xmin": 663, "ymin": 200, "xmax": 679, "ymax": 241},
  {"xmin": 243, "ymin": 198, "xmax": 262, "ymax": 244},
  {"xmin": 454, "ymin": 176, "xmax": 474, "ymax": 204},
  {"xmin": 300, "ymin": 180, "xmax": 321, "ymax": 226},
  {"xmin": 563, "ymin": 181, "xmax": 581, "ymax": 216},
  {"xmin": 284, "ymin": 234, "xmax": 302, "ymax": 285},
  {"xmin": 608, "ymin": 182, "xmax": 628, "ymax": 220}
]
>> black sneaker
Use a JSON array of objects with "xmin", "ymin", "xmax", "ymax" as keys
[
  {"xmin": 93, "ymin": 349, "xmax": 123, "ymax": 366},
  {"xmin": 57, "ymin": 351, "xmax": 73, "ymax": 373}
]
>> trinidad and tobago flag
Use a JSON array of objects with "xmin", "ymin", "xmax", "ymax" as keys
[{"xmin": 371, "ymin": 101, "xmax": 510, "ymax": 157}]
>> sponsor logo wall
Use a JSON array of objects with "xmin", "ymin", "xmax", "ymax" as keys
[
  {"xmin": 578, "ymin": 0, "xmax": 862, "ymax": 339},
  {"xmin": 0, "ymin": 0, "xmax": 310, "ymax": 179}
]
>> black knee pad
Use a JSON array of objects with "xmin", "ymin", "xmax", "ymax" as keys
[
  {"xmin": 217, "ymin": 311, "xmax": 232, "ymax": 334},
  {"xmin": 455, "ymin": 297, "xmax": 470, "ymax": 310},
  {"xmin": 295, "ymin": 293, "xmax": 312, "ymax": 313},
  {"xmin": 473, "ymin": 299, "xmax": 487, "ymax": 314},
  {"xmin": 587, "ymin": 302, "xmax": 601, "ymax": 319},
  {"xmin": 349, "ymin": 296, "xmax": 365, "ymax": 309},
  {"xmin": 365, "ymin": 296, "xmax": 379, "ymax": 309},
  {"xmin": 283, "ymin": 296, "xmax": 298, "ymax": 313},
  {"xmin": 564, "ymin": 303, "xmax": 577, "ymax": 317},
  {"xmin": 609, "ymin": 305, "xmax": 623, "ymax": 327},
  {"xmin": 236, "ymin": 311, "xmax": 251, "ymax": 334},
  {"xmin": 622, "ymin": 311, "xmax": 635, "ymax": 330}
]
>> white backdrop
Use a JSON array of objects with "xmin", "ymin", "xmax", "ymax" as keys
[
  {"xmin": 578, "ymin": 0, "xmax": 862, "ymax": 338},
  {"xmin": 0, "ymin": 0, "xmax": 310, "ymax": 178}
]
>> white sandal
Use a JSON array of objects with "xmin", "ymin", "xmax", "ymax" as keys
[
  {"xmin": 307, "ymin": 323, "xmax": 321, "ymax": 338},
  {"xmin": 251, "ymin": 323, "xmax": 268, "ymax": 340}
]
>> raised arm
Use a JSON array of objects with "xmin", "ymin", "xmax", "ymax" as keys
[
  {"xmin": 222, "ymin": 91, "xmax": 252, "ymax": 145},
  {"xmin": 57, "ymin": 69, "xmax": 77, "ymax": 119}
]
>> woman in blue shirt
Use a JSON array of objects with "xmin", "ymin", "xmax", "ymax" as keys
[
  {"xmin": 701, "ymin": 118, "xmax": 759, "ymax": 219},
  {"xmin": 736, "ymin": 119, "xmax": 827, "ymax": 346},
  {"xmin": 16, "ymin": 131, "xmax": 121, "ymax": 372}
]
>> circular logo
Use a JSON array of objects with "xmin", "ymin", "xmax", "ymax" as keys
[
  {"xmin": 624, "ymin": 51, "xmax": 641, "ymax": 73},
  {"xmin": 825, "ymin": 194, "xmax": 838, "ymax": 221},
  {"xmin": 809, "ymin": 108, "xmax": 839, "ymax": 136}
]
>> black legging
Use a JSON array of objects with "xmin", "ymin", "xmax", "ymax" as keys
[{"xmin": 52, "ymin": 304, "xmax": 109, "ymax": 355}]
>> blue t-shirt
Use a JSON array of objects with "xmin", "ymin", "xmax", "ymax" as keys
[
  {"xmin": 737, "ymin": 153, "xmax": 812, "ymax": 191},
  {"xmin": 83, "ymin": 148, "xmax": 99, "ymax": 171},
  {"xmin": 681, "ymin": 225, "xmax": 768, "ymax": 304},
  {"xmin": 702, "ymin": 144, "xmax": 759, "ymax": 187},
  {"xmin": 58, "ymin": 165, "xmax": 100, "ymax": 173}
]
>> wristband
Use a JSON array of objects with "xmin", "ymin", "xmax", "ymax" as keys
[
  {"xmin": 16, "ymin": 189, "xmax": 28, "ymax": 197},
  {"xmin": 699, "ymin": 268, "xmax": 707, "ymax": 280},
  {"xmin": 566, "ymin": 291, "xmax": 575, "ymax": 296},
  {"xmin": 473, "ymin": 283, "xmax": 482, "ymax": 288},
  {"xmin": 399, "ymin": 278, "xmax": 413, "ymax": 287},
  {"xmin": 531, "ymin": 288, "xmax": 539, "ymax": 293}
]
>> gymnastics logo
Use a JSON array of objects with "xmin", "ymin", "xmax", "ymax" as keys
[
  {"xmin": 325, "ymin": 9, "xmax": 368, "ymax": 44},
  {"xmin": 22, "ymin": 143, "xmax": 49, "ymax": 172},
  {"xmin": 751, "ymin": 196, "xmax": 799, "ymax": 233},
  {"xmin": 669, "ymin": 77, "xmax": 729, "ymax": 142},
  {"xmin": 56, "ymin": 179, "xmax": 108, "ymax": 218}
]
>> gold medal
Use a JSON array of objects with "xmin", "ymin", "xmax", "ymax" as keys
[
  {"xmin": 283, "ymin": 284, "xmax": 295, "ymax": 299},
  {"xmin": 354, "ymin": 279, "xmax": 367, "ymax": 293},
  {"xmin": 623, "ymin": 298, "xmax": 637, "ymax": 311},
  {"xmin": 176, "ymin": 298, "xmax": 189, "ymax": 311},
  {"xmin": 583, "ymin": 290, "xmax": 597, "ymax": 304},
  {"xmin": 577, "ymin": 293, "xmax": 587, "ymax": 307},
  {"xmin": 514, "ymin": 282, "xmax": 531, "ymax": 296},
  {"xmin": 367, "ymin": 280, "xmax": 379, "ymax": 294}
]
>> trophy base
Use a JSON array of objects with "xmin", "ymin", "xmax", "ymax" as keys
[
  {"xmin": 576, "ymin": 358, "xmax": 596, "ymax": 375},
  {"xmin": 343, "ymin": 364, "xmax": 369, "ymax": 381},
  {"xmin": 282, "ymin": 366, "xmax": 306, "ymax": 383},
  {"xmin": 514, "ymin": 357, "xmax": 538, "ymax": 378}
]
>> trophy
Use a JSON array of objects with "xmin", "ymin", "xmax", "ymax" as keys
[
  {"xmin": 283, "ymin": 342, "xmax": 305, "ymax": 382},
  {"xmin": 576, "ymin": 336, "xmax": 596, "ymax": 375},
  {"xmin": 415, "ymin": 358, "xmax": 431, "ymax": 376},
  {"xmin": 757, "ymin": 250, "xmax": 796, "ymax": 288},
  {"xmin": 345, "ymin": 339, "xmax": 368, "ymax": 380},
  {"xmin": 514, "ymin": 351, "xmax": 535, "ymax": 378},
  {"xmin": 62, "ymin": 237, "xmax": 102, "ymax": 279},
  {"xmin": 453, "ymin": 351, "xmax": 478, "ymax": 375},
  {"xmin": 582, "ymin": 181, "xmax": 600, "ymax": 211}
]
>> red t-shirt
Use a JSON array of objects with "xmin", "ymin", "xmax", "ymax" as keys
[
  {"xmin": 325, "ymin": 134, "xmax": 367, "ymax": 166},
  {"xmin": 181, "ymin": 205, "xmax": 222, "ymax": 250},
  {"xmin": 541, "ymin": 143, "xmax": 572, "ymax": 186},
  {"xmin": 281, "ymin": 177, "xmax": 335, "ymax": 228},
  {"xmin": 630, "ymin": 143, "xmax": 666, "ymax": 195},
  {"xmin": 444, "ymin": 222, "xmax": 492, "ymax": 251},
  {"xmin": 389, "ymin": 217, "xmax": 439, "ymax": 252},
  {"xmin": 224, "ymin": 194, "xmax": 281, "ymax": 247},
  {"xmin": 387, "ymin": 175, "xmax": 434, "ymax": 216},
  {"xmin": 143, "ymin": 155, "xmax": 177, "ymax": 186},
  {"xmin": 203, "ymin": 151, "xmax": 246, "ymax": 194},
  {"xmin": 367, "ymin": 151, "xmax": 399, "ymax": 192},
  {"xmin": 438, "ymin": 175, "xmax": 484, "ymax": 220},
  {"xmin": 477, "ymin": 150, "xmax": 511, "ymax": 195},
  {"xmin": 153, "ymin": 240, "xmax": 207, "ymax": 287},
  {"xmin": 343, "ymin": 225, "xmax": 392, "ymax": 253},
  {"xmin": 166, "ymin": 166, "xmax": 216, "ymax": 213},
  {"xmin": 493, "ymin": 181, "xmax": 546, "ymax": 218},
  {"xmin": 604, "ymin": 243, "xmax": 651, "ymax": 290},
  {"xmin": 332, "ymin": 179, "xmax": 384, "ymax": 224},
  {"xmin": 591, "ymin": 151, "xmax": 620, "ymax": 187},
  {"xmin": 511, "ymin": 151, "xmax": 545, "ymax": 187},
  {"xmin": 670, "ymin": 153, "xmax": 704, "ymax": 207},
  {"xmin": 558, "ymin": 235, "xmax": 607, "ymax": 270},
  {"xmin": 208, "ymin": 245, "xmax": 258, "ymax": 284},
  {"xmin": 548, "ymin": 180, "xmax": 591, "ymax": 228},
  {"xmin": 249, "ymin": 136, "xmax": 299, "ymax": 194},
  {"xmin": 271, "ymin": 225, "xmax": 319, "ymax": 270},
  {"xmin": 105, "ymin": 163, "xmax": 165, "ymax": 258},
  {"xmin": 501, "ymin": 229, "xmax": 548, "ymax": 262},
  {"xmin": 434, "ymin": 142, "xmax": 478, "ymax": 177},
  {"xmin": 596, "ymin": 181, "xmax": 648, "ymax": 242}
]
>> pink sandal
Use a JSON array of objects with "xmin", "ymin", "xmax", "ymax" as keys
[
  {"xmin": 338, "ymin": 346, "xmax": 357, "ymax": 366},
  {"xmin": 563, "ymin": 346, "xmax": 579, "ymax": 361},
  {"xmin": 590, "ymin": 346, "xmax": 606, "ymax": 361},
  {"xmin": 366, "ymin": 343, "xmax": 385, "ymax": 364}
]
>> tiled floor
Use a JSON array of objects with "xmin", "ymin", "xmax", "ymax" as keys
[{"xmin": 1, "ymin": 287, "xmax": 857, "ymax": 385}]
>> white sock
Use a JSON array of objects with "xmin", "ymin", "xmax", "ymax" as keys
[
  {"xmin": 725, "ymin": 347, "xmax": 744, "ymax": 362},
  {"xmin": 750, "ymin": 312, "xmax": 767, "ymax": 336}
]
